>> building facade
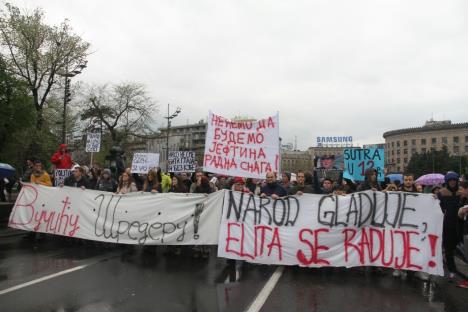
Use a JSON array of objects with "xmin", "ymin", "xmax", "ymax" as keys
[
  {"xmin": 383, "ymin": 120, "xmax": 468, "ymax": 172},
  {"xmin": 147, "ymin": 120, "xmax": 207, "ymax": 171},
  {"xmin": 280, "ymin": 151, "xmax": 313, "ymax": 173}
]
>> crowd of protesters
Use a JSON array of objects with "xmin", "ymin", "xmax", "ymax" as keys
[{"xmin": 5, "ymin": 144, "xmax": 468, "ymax": 288}]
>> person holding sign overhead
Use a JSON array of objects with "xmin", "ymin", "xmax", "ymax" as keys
[{"xmin": 50, "ymin": 144, "xmax": 74, "ymax": 169}]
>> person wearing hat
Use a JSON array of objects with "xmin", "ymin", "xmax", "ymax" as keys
[
  {"xmin": 51, "ymin": 144, "xmax": 74, "ymax": 169},
  {"xmin": 438, "ymin": 172, "xmax": 463, "ymax": 278},
  {"xmin": 318, "ymin": 155, "xmax": 338, "ymax": 170},
  {"xmin": 231, "ymin": 177, "xmax": 251, "ymax": 194},
  {"xmin": 95, "ymin": 169, "xmax": 118, "ymax": 192}
]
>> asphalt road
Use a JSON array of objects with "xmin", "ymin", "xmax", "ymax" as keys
[{"xmin": 0, "ymin": 227, "xmax": 467, "ymax": 312}]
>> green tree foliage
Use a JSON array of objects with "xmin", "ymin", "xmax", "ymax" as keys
[
  {"xmin": 406, "ymin": 146, "xmax": 467, "ymax": 177},
  {"xmin": 0, "ymin": 3, "xmax": 90, "ymax": 131},
  {"xmin": 0, "ymin": 56, "xmax": 35, "ymax": 170}
]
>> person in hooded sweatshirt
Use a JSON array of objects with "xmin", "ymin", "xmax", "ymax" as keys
[
  {"xmin": 438, "ymin": 172, "xmax": 464, "ymax": 278},
  {"xmin": 260, "ymin": 171, "xmax": 287, "ymax": 199},
  {"xmin": 357, "ymin": 168, "xmax": 381, "ymax": 191},
  {"xmin": 95, "ymin": 169, "xmax": 118, "ymax": 192},
  {"xmin": 50, "ymin": 144, "xmax": 74, "ymax": 169}
]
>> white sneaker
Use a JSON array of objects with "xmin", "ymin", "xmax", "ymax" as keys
[
  {"xmin": 415, "ymin": 271, "xmax": 430, "ymax": 281},
  {"xmin": 393, "ymin": 270, "xmax": 401, "ymax": 277}
]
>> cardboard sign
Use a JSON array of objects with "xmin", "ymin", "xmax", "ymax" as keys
[
  {"xmin": 344, "ymin": 148, "xmax": 385, "ymax": 181},
  {"xmin": 85, "ymin": 133, "xmax": 101, "ymax": 153},
  {"xmin": 53, "ymin": 169, "xmax": 72, "ymax": 187},
  {"xmin": 168, "ymin": 151, "xmax": 196, "ymax": 173},
  {"xmin": 131, "ymin": 153, "xmax": 160, "ymax": 174}
]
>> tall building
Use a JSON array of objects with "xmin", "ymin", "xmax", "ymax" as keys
[
  {"xmin": 383, "ymin": 120, "xmax": 468, "ymax": 172},
  {"xmin": 147, "ymin": 120, "xmax": 207, "ymax": 170}
]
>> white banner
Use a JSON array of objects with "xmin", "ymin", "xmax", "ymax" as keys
[
  {"xmin": 217, "ymin": 191, "xmax": 444, "ymax": 275},
  {"xmin": 203, "ymin": 112, "xmax": 280, "ymax": 179},
  {"xmin": 131, "ymin": 153, "xmax": 160, "ymax": 174},
  {"xmin": 169, "ymin": 151, "xmax": 196, "ymax": 173},
  {"xmin": 54, "ymin": 169, "xmax": 72, "ymax": 187},
  {"xmin": 9, "ymin": 183, "xmax": 223, "ymax": 245},
  {"xmin": 85, "ymin": 133, "xmax": 101, "ymax": 153}
]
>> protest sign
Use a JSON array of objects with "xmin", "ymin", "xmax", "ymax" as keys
[
  {"xmin": 85, "ymin": 133, "xmax": 101, "ymax": 153},
  {"xmin": 168, "ymin": 151, "xmax": 196, "ymax": 173},
  {"xmin": 131, "ymin": 153, "xmax": 160, "ymax": 174},
  {"xmin": 217, "ymin": 190, "xmax": 444, "ymax": 275},
  {"xmin": 9, "ymin": 183, "xmax": 223, "ymax": 245},
  {"xmin": 203, "ymin": 112, "xmax": 280, "ymax": 179},
  {"xmin": 344, "ymin": 148, "xmax": 385, "ymax": 181},
  {"xmin": 53, "ymin": 169, "xmax": 72, "ymax": 187}
]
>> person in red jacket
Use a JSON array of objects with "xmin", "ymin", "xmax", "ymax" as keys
[{"xmin": 51, "ymin": 144, "xmax": 74, "ymax": 169}]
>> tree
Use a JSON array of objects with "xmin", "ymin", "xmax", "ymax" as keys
[
  {"xmin": 80, "ymin": 82, "xmax": 157, "ymax": 148},
  {"xmin": 406, "ymin": 146, "xmax": 467, "ymax": 177},
  {"xmin": 0, "ymin": 3, "xmax": 90, "ymax": 131},
  {"xmin": 0, "ymin": 55, "xmax": 35, "ymax": 170}
]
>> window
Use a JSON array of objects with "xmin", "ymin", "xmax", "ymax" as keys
[
  {"xmin": 411, "ymin": 139, "xmax": 416, "ymax": 145},
  {"xmin": 465, "ymin": 135, "xmax": 468, "ymax": 142},
  {"xmin": 403, "ymin": 140, "xmax": 407, "ymax": 146},
  {"xmin": 397, "ymin": 158, "xmax": 401, "ymax": 163},
  {"xmin": 454, "ymin": 146, "xmax": 460, "ymax": 153},
  {"xmin": 421, "ymin": 139, "xmax": 426, "ymax": 145},
  {"xmin": 454, "ymin": 136, "xmax": 459, "ymax": 144},
  {"xmin": 404, "ymin": 149, "xmax": 408, "ymax": 155},
  {"xmin": 442, "ymin": 137, "xmax": 448, "ymax": 144},
  {"xmin": 411, "ymin": 148, "xmax": 416, "ymax": 154},
  {"xmin": 397, "ymin": 141, "xmax": 400, "ymax": 147},
  {"xmin": 391, "ymin": 142, "xmax": 394, "ymax": 147},
  {"xmin": 404, "ymin": 158, "xmax": 408, "ymax": 163},
  {"xmin": 465, "ymin": 146, "xmax": 468, "ymax": 153},
  {"xmin": 421, "ymin": 148, "xmax": 426, "ymax": 153},
  {"xmin": 392, "ymin": 150, "xmax": 394, "ymax": 155},
  {"xmin": 431, "ymin": 138, "xmax": 437, "ymax": 144},
  {"xmin": 397, "ymin": 150, "xmax": 400, "ymax": 155}
]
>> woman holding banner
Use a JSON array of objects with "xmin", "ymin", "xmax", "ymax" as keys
[
  {"xmin": 116, "ymin": 172, "xmax": 138, "ymax": 194},
  {"xmin": 143, "ymin": 169, "xmax": 162, "ymax": 193}
]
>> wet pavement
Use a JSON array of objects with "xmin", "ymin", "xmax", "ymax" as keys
[{"xmin": 0, "ymin": 225, "xmax": 467, "ymax": 312}]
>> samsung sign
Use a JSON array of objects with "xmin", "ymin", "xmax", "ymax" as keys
[{"xmin": 316, "ymin": 136, "xmax": 353, "ymax": 147}]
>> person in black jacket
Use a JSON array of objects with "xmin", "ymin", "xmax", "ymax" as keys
[
  {"xmin": 260, "ymin": 171, "xmax": 287, "ymax": 199},
  {"xmin": 95, "ymin": 169, "xmax": 117, "ymax": 192},
  {"xmin": 63, "ymin": 166, "xmax": 89, "ymax": 189},
  {"xmin": 439, "ymin": 172, "xmax": 464, "ymax": 278}
]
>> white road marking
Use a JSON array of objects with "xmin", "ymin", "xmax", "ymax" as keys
[
  {"xmin": 0, "ymin": 256, "xmax": 109, "ymax": 296},
  {"xmin": 245, "ymin": 266, "xmax": 284, "ymax": 312}
]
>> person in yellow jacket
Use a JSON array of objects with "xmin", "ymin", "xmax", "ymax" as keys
[{"xmin": 30, "ymin": 160, "xmax": 52, "ymax": 187}]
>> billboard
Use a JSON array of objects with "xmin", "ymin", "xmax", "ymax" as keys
[{"xmin": 316, "ymin": 136, "xmax": 353, "ymax": 147}]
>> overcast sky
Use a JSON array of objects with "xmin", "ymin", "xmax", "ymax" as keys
[{"xmin": 13, "ymin": 0, "xmax": 468, "ymax": 149}]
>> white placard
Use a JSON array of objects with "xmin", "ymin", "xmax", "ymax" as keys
[
  {"xmin": 131, "ymin": 153, "xmax": 160, "ymax": 174},
  {"xmin": 85, "ymin": 133, "xmax": 101, "ymax": 152},
  {"xmin": 203, "ymin": 112, "xmax": 280, "ymax": 179}
]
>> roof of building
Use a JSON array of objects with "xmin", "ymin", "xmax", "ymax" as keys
[{"xmin": 383, "ymin": 121, "xmax": 468, "ymax": 138}]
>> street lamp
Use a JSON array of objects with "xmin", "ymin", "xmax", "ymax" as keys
[
  {"xmin": 58, "ymin": 60, "xmax": 87, "ymax": 144},
  {"xmin": 164, "ymin": 103, "xmax": 181, "ymax": 172}
]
